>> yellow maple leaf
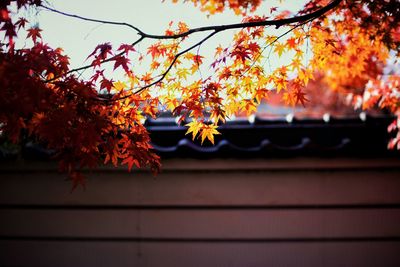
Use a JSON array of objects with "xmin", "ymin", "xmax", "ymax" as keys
[
  {"xmin": 274, "ymin": 77, "xmax": 287, "ymax": 92},
  {"xmin": 291, "ymin": 58, "xmax": 303, "ymax": 71},
  {"xmin": 176, "ymin": 68, "xmax": 190, "ymax": 80},
  {"xmin": 183, "ymin": 52, "xmax": 194, "ymax": 60},
  {"xmin": 113, "ymin": 81, "xmax": 127, "ymax": 92},
  {"xmin": 274, "ymin": 43, "xmax": 286, "ymax": 57},
  {"xmin": 185, "ymin": 120, "xmax": 203, "ymax": 140},
  {"xmin": 240, "ymin": 99, "xmax": 257, "ymax": 116},
  {"xmin": 298, "ymin": 68, "xmax": 314, "ymax": 86},
  {"xmin": 200, "ymin": 124, "xmax": 220, "ymax": 145}
]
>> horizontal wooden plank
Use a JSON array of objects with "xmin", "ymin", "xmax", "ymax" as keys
[
  {"xmin": 1, "ymin": 240, "xmax": 399, "ymax": 267},
  {"xmin": 1, "ymin": 169, "xmax": 400, "ymax": 206},
  {"xmin": 1, "ymin": 209, "xmax": 400, "ymax": 238},
  {"xmin": 1, "ymin": 158, "xmax": 400, "ymax": 172}
]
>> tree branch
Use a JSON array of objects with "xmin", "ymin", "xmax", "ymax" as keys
[
  {"xmin": 40, "ymin": 0, "xmax": 342, "ymax": 40},
  {"xmin": 112, "ymin": 30, "xmax": 219, "ymax": 102},
  {"xmin": 45, "ymin": 35, "xmax": 145, "ymax": 83},
  {"xmin": 39, "ymin": 5, "xmax": 145, "ymax": 36},
  {"xmin": 40, "ymin": 0, "xmax": 343, "ymax": 96}
]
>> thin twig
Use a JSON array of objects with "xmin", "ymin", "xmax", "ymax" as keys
[
  {"xmin": 45, "ymin": 35, "xmax": 145, "ymax": 83},
  {"xmin": 133, "ymin": 30, "xmax": 219, "ymax": 95},
  {"xmin": 40, "ymin": 0, "xmax": 342, "ymax": 97},
  {"xmin": 40, "ymin": 0, "xmax": 342, "ymax": 40}
]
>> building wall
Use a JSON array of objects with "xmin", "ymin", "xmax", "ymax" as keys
[{"xmin": 1, "ymin": 158, "xmax": 400, "ymax": 267}]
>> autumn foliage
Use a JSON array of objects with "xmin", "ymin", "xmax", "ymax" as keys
[{"xmin": 1, "ymin": 0, "xmax": 400, "ymax": 186}]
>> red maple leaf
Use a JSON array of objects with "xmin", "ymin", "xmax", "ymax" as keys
[
  {"xmin": 113, "ymin": 55, "xmax": 131, "ymax": 72},
  {"xmin": 248, "ymin": 42, "xmax": 260, "ymax": 53},
  {"xmin": 90, "ymin": 69, "xmax": 105, "ymax": 83},
  {"xmin": 15, "ymin": 17, "xmax": 28, "ymax": 30},
  {"xmin": 26, "ymin": 27, "xmax": 42, "ymax": 43},
  {"xmin": 286, "ymin": 37, "xmax": 297, "ymax": 49},
  {"xmin": 193, "ymin": 55, "xmax": 204, "ymax": 65},
  {"xmin": 87, "ymin": 42, "xmax": 113, "ymax": 61},
  {"xmin": 294, "ymin": 89, "xmax": 309, "ymax": 107},
  {"xmin": 118, "ymin": 43, "xmax": 135, "ymax": 55},
  {"xmin": 122, "ymin": 156, "xmax": 140, "ymax": 171},
  {"xmin": 231, "ymin": 45, "xmax": 251, "ymax": 63},
  {"xmin": 1, "ymin": 20, "xmax": 16, "ymax": 40},
  {"xmin": 147, "ymin": 43, "xmax": 166, "ymax": 59},
  {"xmin": 100, "ymin": 78, "xmax": 114, "ymax": 92}
]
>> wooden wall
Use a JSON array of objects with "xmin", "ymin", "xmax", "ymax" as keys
[{"xmin": 1, "ymin": 158, "xmax": 400, "ymax": 267}]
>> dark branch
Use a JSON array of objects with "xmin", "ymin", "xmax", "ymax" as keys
[
  {"xmin": 134, "ymin": 30, "xmax": 219, "ymax": 95},
  {"xmin": 40, "ymin": 0, "xmax": 342, "ymax": 40},
  {"xmin": 45, "ymin": 35, "xmax": 145, "ymax": 83},
  {"xmin": 39, "ymin": 5, "xmax": 145, "ymax": 36},
  {"xmin": 242, "ymin": 18, "xmax": 314, "ymax": 78},
  {"xmin": 112, "ymin": 30, "xmax": 219, "ymax": 102},
  {"xmin": 40, "ymin": 0, "xmax": 343, "ymax": 96}
]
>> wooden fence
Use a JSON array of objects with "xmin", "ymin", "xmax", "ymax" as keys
[{"xmin": 1, "ymin": 158, "xmax": 400, "ymax": 266}]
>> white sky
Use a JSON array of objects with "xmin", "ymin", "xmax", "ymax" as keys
[{"xmin": 20, "ymin": 0, "xmax": 306, "ymax": 74}]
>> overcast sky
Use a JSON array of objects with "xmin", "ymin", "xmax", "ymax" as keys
[{"xmin": 25, "ymin": 0, "xmax": 305, "ymax": 72}]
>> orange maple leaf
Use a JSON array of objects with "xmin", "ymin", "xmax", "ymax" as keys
[{"xmin": 286, "ymin": 37, "xmax": 297, "ymax": 49}]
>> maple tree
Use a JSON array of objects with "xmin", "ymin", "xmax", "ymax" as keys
[{"xmin": 1, "ymin": 0, "xmax": 399, "ymax": 187}]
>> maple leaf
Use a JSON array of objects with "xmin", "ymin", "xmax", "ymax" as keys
[
  {"xmin": 185, "ymin": 120, "xmax": 202, "ymax": 140},
  {"xmin": 298, "ymin": 68, "xmax": 314, "ymax": 86},
  {"xmin": 165, "ymin": 29, "xmax": 174, "ymax": 36},
  {"xmin": 15, "ymin": 17, "xmax": 28, "ymax": 30},
  {"xmin": 286, "ymin": 37, "xmax": 297, "ymax": 49},
  {"xmin": 190, "ymin": 63, "xmax": 200, "ymax": 73},
  {"xmin": 215, "ymin": 45, "xmax": 224, "ymax": 56},
  {"xmin": 87, "ymin": 42, "xmax": 113, "ymax": 61},
  {"xmin": 282, "ymin": 92, "xmax": 295, "ymax": 106},
  {"xmin": 90, "ymin": 69, "xmax": 105, "ymax": 83},
  {"xmin": 210, "ymin": 107, "xmax": 226, "ymax": 124},
  {"xmin": 118, "ymin": 43, "xmax": 135, "ymax": 55},
  {"xmin": 387, "ymin": 119, "xmax": 398, "ymax": 133},
  {"xmin": 275, "ymin": 10, "xmax": 291, "ymax": 20},
  {"xmin": 147, "ymin": 43, "xmax": 166, "ymax": 59},
  {"xmin": 100, "ymin": 78, "xmax": 114, "ymax": 92},
  {"xmin": 193, "ymin": 54, "xmax": 204, "ymax": 65},
  {"xmin": 150, "ymin": 61, "xmax": 160, "ymax": 70},
  {"xmin": 241, "ymin": 99, "xmax": 257, "ymax": 116},
  {"xmin": 275, "ymin": 77, "xmax": 287, "ymax": 92},
  {"xmin": 26, "ymin": 27, "xmax": 42, "ymax": 43},
  {"xmin": 113, "ymin": 81, "xmax": 127, "ymax": 92},
  {"xmin": 200, "ymin": 124, "xmax": 220, "ymax": 145},
  {"xmin": 176, "ymin": 68, "xmax": 190, "ymax": 80},
  {"xmin": 231, "ymin": 45, "xmax": 251, "ymax": 63},
  {"xmin": 254, "ymin": 88, "xmax": 269, "ymax": 103},
  {"xmin": 274, "ymin": 43, "xmax": 286, "ymax": 57},
  {"xmin": 113, "ymin": 55, "xmax": 130, "ymax": 72},
  {"xmin": 141, "ymin": 72, "xmax": 153, "ymax": 85},
  {"xmin": 178, "ymin": 21, "xmax": 189, "ymax": 34},
  {"xmin": 218, "ymin": 67, "xmax": 232, "ymax": 80},
  {"xmin": 293, "ymin": 88, "xmax": 309, "ymax": 107},
  {"xmin": 247, "ymin": 42, "xmax": 260, "ymax": 57},
  {"xmin": 122, "ymin": 156, "xmax": 140, "ymax": 171},
  {"xmin": 291, "ymin": 58, "xmax": 303, "ymax": 71},
  {"xmin": 1, "ymin": 20, "xmax": 17, "ymax": 43}
]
